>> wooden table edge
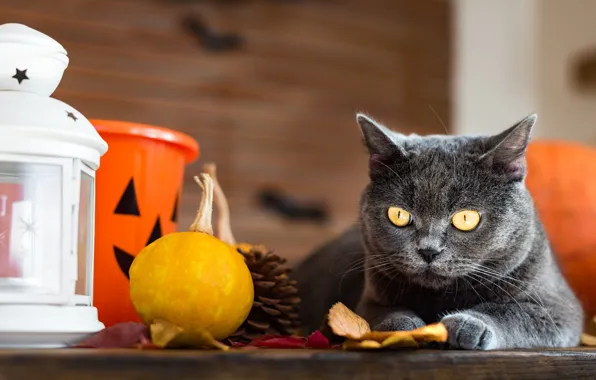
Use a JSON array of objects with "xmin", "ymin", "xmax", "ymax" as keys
[{"xmin": 0, "ymin": 347, "xmax": 594, "ymax": 379}]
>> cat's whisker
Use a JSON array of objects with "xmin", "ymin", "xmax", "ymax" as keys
[
  {"xmin": 335, "ymin": 251, "xmax": 385, "ymax": 293},
  {"xmin": 466, "ymin": 269, "xmax": 564, "ymax": 340},
  {"xmin": 458, "ymin": 263, "xmax": 543, "ymax": 306},
  {"xmin": 338, "ymin": 252, "xmax": 387, "ymax": 274},
  {"xmin": 461, "ymin": 275, "xmax": 487, "ymax": 304},
  {"xmin": 427, "ymin": 104, "xmax": 448, "ymax": 135},
  {"xmin": 469, "ymin": 264, "xmax": 568, "ymax": 303},
  {"xmin": 467, "ymin": 271, "xmax": 564, "ymax": 344},
  {"xmin": 470, "ymin": 268, "xmax": 565, "ymax": 338},
  {"xmin": 467, "ymin": 271, "xmax": 524, "ymax": 308},
  {"xmin": 338, "ymin": 255, "xmax": 391, "ymax": 281}
]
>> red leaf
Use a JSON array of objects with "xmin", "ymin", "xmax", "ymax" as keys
[
  {"xmin": 249, "ymin": 335, "xmax": 306, "ymax": 348},
  {"xmin": 75, "ymin": 322, "xmax": 148, "ymax": 348},
  {"xmin": 305, "ymin": 330, "xmax": 330, "ymax": 349}
]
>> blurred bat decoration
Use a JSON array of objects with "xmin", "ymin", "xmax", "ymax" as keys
[
  {"xmin": 181, "ymin": 14, "xmax": 244, "ymax": 52},
  {"xmin": 257, "ymin": 188, "xmax": 329, "ymax": 223}
]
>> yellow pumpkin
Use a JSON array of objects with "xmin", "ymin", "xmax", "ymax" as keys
[{"xmin": 128, "ymin": 173, "xmax": 254, "ymax": 344}]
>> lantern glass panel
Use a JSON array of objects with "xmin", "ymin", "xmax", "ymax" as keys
[
  {"xmin": 0, "ymin": 161, "xmax": 62, "ymax": 294},
  {"xmin": 75, "ymin": 169, "xmax": 94, "ymax": 298}
]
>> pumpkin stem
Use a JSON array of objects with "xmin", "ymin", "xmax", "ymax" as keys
[
  {"xmin": 189, "ymin": 173, "xmax": 214, "ymax": 235},
  {"xmin": 203, "ymin": 162, "xmax": 236, "ymax": 245}
]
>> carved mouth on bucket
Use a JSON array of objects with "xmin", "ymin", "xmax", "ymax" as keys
[{"xmin": 113, "ymin": 217, "xmax": 163, "ymax": 279}]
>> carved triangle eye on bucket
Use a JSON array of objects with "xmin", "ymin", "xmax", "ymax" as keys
[
  {"xmin": 113, "ymin": 246, "xmax": 135, "ymax": 279},
  {"xmin": 146, "ymin": 217, "xmax": 163, "ymax": 247},
  {"xmin": 171, "ymin": 193, "xmax": 179, "ymax": 223},
  {"xmin": 114, "ymin": 178, "xmax": 140, "ymax": 216}
]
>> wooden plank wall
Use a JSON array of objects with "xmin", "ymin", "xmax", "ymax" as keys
[{"xmin": 0, "ymin": 0, "xmax": 451, "ymax": 264}]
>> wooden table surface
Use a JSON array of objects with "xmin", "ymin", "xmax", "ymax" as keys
[{"xmin": 0, "ymin": 348, "xmax": 595, "ymax": 380}]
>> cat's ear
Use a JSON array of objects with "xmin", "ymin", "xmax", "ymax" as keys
[
  {"xmin": 356, "ymin": 113, "xmax": 407, "ymax": 171},
  {"xmin": 480, "ymin": 114, "xmax": 536, "ymax": 181}
]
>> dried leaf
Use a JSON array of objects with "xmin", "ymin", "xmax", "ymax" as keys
[
  {"xmin": 581, "ymin": 333, "xmax": 596, "ymax": 346},
  {"xmin": 328, "ymin": 302, "xmax": 371, "ymax": 340},
  {"xmin": 75, "ymin": 322, "xmax": 148, "ymax": 348},
  {"xmin": 409, "ymin": 323, "xmax": 449, "ymax": 343},
  {"xmin": 327, "ymin": 303, "xmax": 448, "ymax": 350},
  {"xmin": 305, "ymin": 330, "xmax": 330, "ymax": 349},
  {"xmin": 249, "ymin": 335, "xmax": 306, "ymax": 348},
  {"xmin": 228, "ymin": 330, "xmax": 332, "ymax": 349},
  {"xmin": 362, "ymin": 323, "xmax": 449, "ymax": 344},
  {"xmin": 380, "ymin": 334, "xmax": 418, "ymax": 348},
  {"xmin": 343, "ymin": 339, "xmax": 382, "ymax": 350},
  {"xmin": 150, "ymin": 319, "xmax": 229, "ymax": 351}
]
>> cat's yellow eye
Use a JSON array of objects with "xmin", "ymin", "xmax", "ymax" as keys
[
  {"xmin": 388, "ymin": 207, "xmax": 413, "ymax": 227},
  {"xmin": 451, "ymin": 210, "xmax": 481, "ymax": 231}
]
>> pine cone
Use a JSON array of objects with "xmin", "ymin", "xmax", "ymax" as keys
[{"xmin": 230, "ymin": 244, "xmax": 301, "ymax": 343}]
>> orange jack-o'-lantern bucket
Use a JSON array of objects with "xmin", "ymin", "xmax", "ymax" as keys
[{"xmin": 91, "ymin": 120, "xmax": 199, "ymax": 327}]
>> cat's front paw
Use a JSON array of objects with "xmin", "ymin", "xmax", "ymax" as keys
[
  {"xmin": 441, "ymin": 313, "xmax": 498, "ymax": 350},
  {"xmin": 373, "ymin": 314, "xmax": 425, "ymax": 332}
]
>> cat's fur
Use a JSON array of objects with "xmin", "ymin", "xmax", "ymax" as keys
[{"xmin": 293, "ymin": 113, "xmax": 583, "ymax": 350}]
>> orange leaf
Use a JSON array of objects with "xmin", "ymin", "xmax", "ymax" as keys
[
  {"xmin": 327, "ymin": 302, "xmax": 371, "ymax": 340},
  {"xmin": 380, "ymin": 334, "xmax": 418, "ymax": 348},
  {"xmin": 359, "ymin": 323, "xmax": 447, "ymax": 344},
  {"xmin": 327, "ymin": 303, "xmax": 448, "ymax": 350},
  {"xmin": 343, "ymin": 339, "xmax": 381, "ymax": 350}
]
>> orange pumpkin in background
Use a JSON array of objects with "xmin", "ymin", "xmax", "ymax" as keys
[{"xmin": 525, "ymin": 140, "xmax": 596, "ymax": 319}]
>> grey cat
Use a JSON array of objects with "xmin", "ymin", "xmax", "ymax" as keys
[{"xmin": 293, "ymin": 113, "xmax": 583, "ymax": 350}]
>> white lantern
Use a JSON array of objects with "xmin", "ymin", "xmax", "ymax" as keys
[{"xmin": 0, "ymin": 23, "xmax": 107, "ymax": 347}]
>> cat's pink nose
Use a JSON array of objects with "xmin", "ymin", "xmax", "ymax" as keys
[{"xmin": 418, "ymin": 248, "xmax": 442, "ymax": 263}]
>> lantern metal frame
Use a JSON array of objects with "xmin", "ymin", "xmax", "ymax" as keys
[{"xmin": 0, "ymin": 22, "xmax": 107, "ymax": 348}]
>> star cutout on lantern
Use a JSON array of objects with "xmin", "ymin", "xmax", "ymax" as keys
[
  {"xmin": 19, "ymin": 217, "xmax": 37, "ymax": 237},
  {"xmin": 12, "ymin": 68, "xmax": 29, "ymax": 84},
  {"xmin": 66, "ymin": 111, "xmax": 78, "ymax": 122}
]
